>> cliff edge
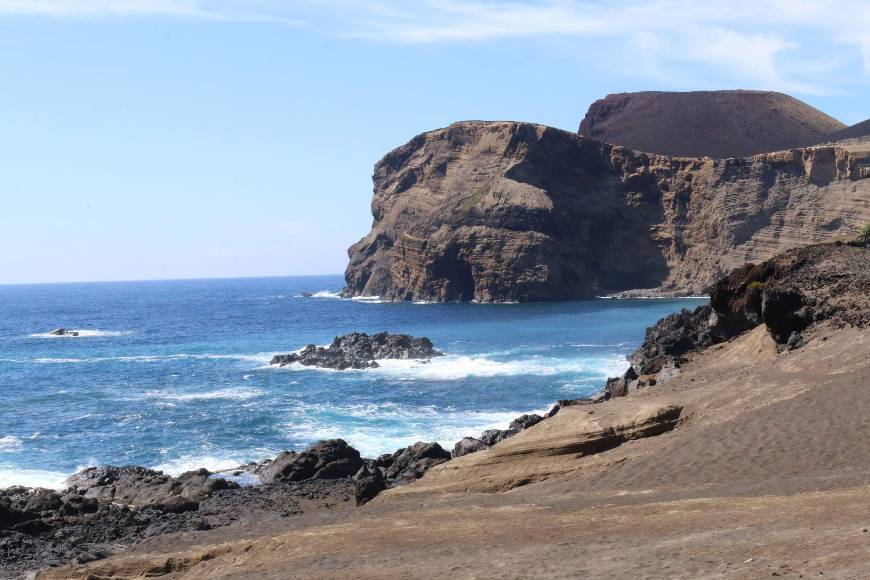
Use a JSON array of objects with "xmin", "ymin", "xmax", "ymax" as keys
[{"xmin": 344, "ymin": 120, "xmax": 870, "ymax": 302}]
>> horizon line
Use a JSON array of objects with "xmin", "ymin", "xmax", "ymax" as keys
[{"xmin": 0, "ymin": 272, "xmax": 345, "ymax": 287}]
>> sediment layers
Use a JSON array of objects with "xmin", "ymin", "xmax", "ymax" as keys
[{"xmin": 345, "ymin": 121, "xmax": 870, "ymax": 302}]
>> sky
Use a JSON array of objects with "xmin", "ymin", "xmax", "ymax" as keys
[{"xmin": 1, "ymin": 0, "xmax": 869, "ymax": 284}]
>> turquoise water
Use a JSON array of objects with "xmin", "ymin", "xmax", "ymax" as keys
[{"xmin": 0, "ymin": 275, "xmax": 705, "ymax": 488}]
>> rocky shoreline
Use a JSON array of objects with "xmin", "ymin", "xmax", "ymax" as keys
[
  {"xmin": 6, "ymin": 235, "xmax": 868, "ymax": 579},
  {"xmin": 0, "ymin": 403, "xmax": 558, "ymax": 578}
]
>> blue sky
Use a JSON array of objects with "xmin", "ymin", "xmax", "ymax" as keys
[{"xmin": 2, "ymin": 0, "xmax": 869, "ymax": 284}]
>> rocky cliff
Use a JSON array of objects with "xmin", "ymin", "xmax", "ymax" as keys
[{"xmin": 344, "ymin": 121, "xmax": 870, "ymax": 302}]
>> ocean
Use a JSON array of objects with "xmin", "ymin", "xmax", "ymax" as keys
[{"xmin": 0, "ymin": 275, "xmax": 706, "ymax": 489}]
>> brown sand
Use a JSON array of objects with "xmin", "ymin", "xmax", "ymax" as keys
[{"xmin": 41, "ymin": 324, "xmax": 870, "ymax": 579}]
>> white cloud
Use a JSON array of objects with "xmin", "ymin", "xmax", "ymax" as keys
[{"xmin": 1, "ymin": 0, "xmax": 868, "ymax": 95}]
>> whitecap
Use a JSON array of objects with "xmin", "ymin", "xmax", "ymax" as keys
[
  {"xmin": 266, "ymin": 353, "xmax": 628, "ymax": 381},
  {"xmin": 283, "ymin": 402, "xmax": 551, "ymax": 458},
  {"xmin": 142, "ymin": 387, "xmax": 264, "ymax": 402},
  {"xmin": 0, "ymin": 466, "xmax": 69, "ymax": 489},
  {"xmin": 307, "ymin": 290, "xmax": 342, "ymax": 299},
  {"xmin": 0, "ymin": 436, "xmax": 22, "ymax": 452},
  {"xmin": 369, "ymin": 354, "xmax": 629, "ymax": 382},
  {"xmin": 350, "ymin": 295, "xmax": 383, "ymax": 303},
  {"xmin": 153, "ymin": 454, "xmax": 250, "ymax": 477}
]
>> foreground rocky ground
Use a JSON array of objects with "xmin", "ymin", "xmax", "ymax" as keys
[{"xmin": 11, "ymin": 236, "xmax": 870, "ymax": 578}]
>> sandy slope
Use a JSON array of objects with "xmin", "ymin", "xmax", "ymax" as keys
[{"xmin": 42, "ymin": 324, "xmax": 870, "ymax": 579}]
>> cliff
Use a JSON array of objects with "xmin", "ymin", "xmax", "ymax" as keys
[
  {"xmin": 344, "ymin": 121, "xmax": 870, "ymax": 302},
  {"xmin": 578, "ymin": 90, "xmax": 845, "ymax": 158}
]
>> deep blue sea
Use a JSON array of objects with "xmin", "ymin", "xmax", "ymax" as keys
[{"xmin": 0, "ymin": 275, "xmax": 706, "ymax": 488}]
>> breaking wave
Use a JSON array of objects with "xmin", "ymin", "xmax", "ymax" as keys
[
  {"xmin": 283, "ymin": 401, "xmax": 551, "ymax": 457},
  {"xmin": 270, "ymin": 353, "xmax": 629, "ymax": 382}
]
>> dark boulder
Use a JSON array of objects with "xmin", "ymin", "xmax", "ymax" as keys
[
  {"xmin": 353, "ymin": 464, "xmax": 385, "ymax": 506},
  {"xmin": 452, "ymin": 437, "xmax": 489, "ymax": 458},
  {"xmin": 259, "ymin": 439, "xmax": 363, "ymax": 483},
  {"xmin": 381, "ymin": 442, "xmax": 451, "ymax": 483},
  {"xmin": 509, "ymin": 413, "xmax": 544, "ymax": 432},
  {"xmin": 352, "ymin": 441, "xmax": 452, "ymax": 504}
]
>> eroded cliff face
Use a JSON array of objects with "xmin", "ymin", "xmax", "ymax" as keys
[{"xmin": 344, "ymin": 121, "xmax": 870, "ymax": 302}]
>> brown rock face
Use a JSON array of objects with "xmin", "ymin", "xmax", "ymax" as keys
[
  {"xmin": 344, "ymin": 121, "xmax": 870, "ymax": 302},
  {"xmin": 578, "ymin": 90, "xmax": 845, "ymax": 158}
]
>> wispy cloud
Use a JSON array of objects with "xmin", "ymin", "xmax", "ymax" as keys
[
  {"xmin": 0, "ymin": 0, "xmax": 202, "ymax": 17},
  {"xmin": 1, "ymin": 0, "xmax": 868, "ymax": 96}
]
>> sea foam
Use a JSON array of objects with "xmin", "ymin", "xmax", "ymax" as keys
[
  {"xmin": 283, "ymin": 401, "xmax": 551, "ymax": 458},
  {"xmin": 0, "ymin": 436, "xmax": 22, "ymax": 452}
]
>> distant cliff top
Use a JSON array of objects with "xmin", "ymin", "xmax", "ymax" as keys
[
  {"xmin": 578, "ymin": 90, "xmax": 846, "ymax": 159},
  {"xmin": 822, "ymin": 118, "xmax": 870, "ymax": 144}
]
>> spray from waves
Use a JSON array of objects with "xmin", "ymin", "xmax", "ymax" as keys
[
  {"xmin": 0, "ymin": 466, "xmax": 70, "ymax": 489},
  {"xmin": 270, "ymin": 353, "xmax": 629, "ymax": 382},
  {"xmin": 28, "ymin": 329, "xmax": 133, "ymax": 338},
  {"xmin": 307, "ymin": 290, "xmax": 342, "ymax": 298},
  {"xmin": 282, "ymin": 401, "xmax": 551, "ymax": 458},
  {"xmin": 0, "ymin": 436, "xmax": 23, "ymax": 452},
  {"xmin": 153, "ymin": 455, "xmax": 252, "ymax": 477},
  {"xmin": 299, "ymin": 290, "xmax": 387, "ymax": 303}
]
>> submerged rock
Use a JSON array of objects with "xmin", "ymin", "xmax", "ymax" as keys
[
  {"xmin": 270, "ymin": 332, "xmax": 442, "ymax": 370},
  {"xmin": 49, "ymin": 328, "xmax": 79, "ymax": 336}
]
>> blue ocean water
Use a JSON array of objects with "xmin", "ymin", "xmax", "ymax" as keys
[{"xmin": 0, "ymin": 276, "xmax": 706, "ymax": 488}]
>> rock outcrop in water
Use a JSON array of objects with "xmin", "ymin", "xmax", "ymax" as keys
[
  {"xmin": 48, "ymin": 328, "xmax": 78, "ymax": 337},
  {"xmin": 344, "ymin": 119, "xmax": 870, "ymax": 302},
  {"xmin": 270, "ymin": 332, "xmax": 442, "ymax": 370}
]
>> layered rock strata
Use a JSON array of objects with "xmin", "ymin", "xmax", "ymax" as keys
[{"xmin": 344, "ymin": 121, "xmax": 870, "ymax": 302}]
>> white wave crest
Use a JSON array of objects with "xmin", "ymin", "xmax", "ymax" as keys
[
  {"xmin": 143, "ymin": 387, "xmax": 264, "ymax": 402},
  {"xmin": 350, "ymin": 295, "xmax": 382, "ymax": 302},
  {"xmin": 0, "ymin": 466, "xmax": 69, "ymax": 489},
  {"xmin": 284, "ymin": 402, "xmax": 550, "ymax": 458},
  {"xmin": 267, "ymin": 353, "xmax": 628, "ymax": 381},
  {"xmin": 153, "ymin": 455, "xmax": 248, "ymax": 477},
  {"xmin": 29, "ymin": 329, "xmax": 132, "ymax": 338},
  {"xmin": 370, "ymin": 354, "xmax": 629, "ymax": 382},
  {"xmin": 309, "ymin": 290, "xmax": 342, "ymax": 298},
  {"xmin": 0, "ymin": 436, "xmax": 22, "ymax": 452}
]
